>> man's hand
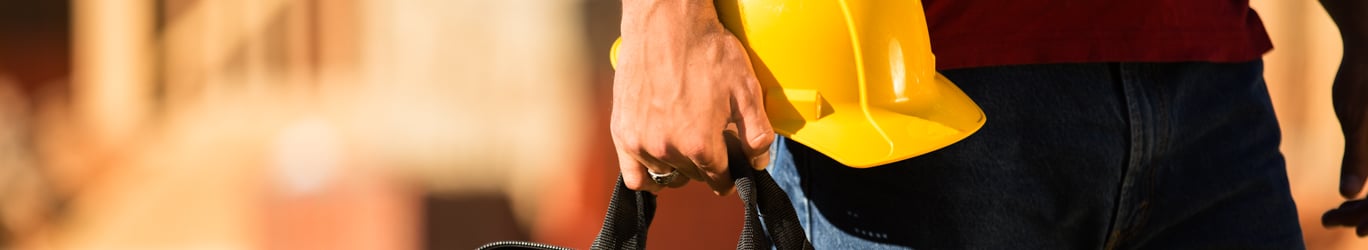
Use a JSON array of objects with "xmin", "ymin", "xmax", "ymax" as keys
[
  {"xmin": 1321, "ymin": 0, "xmax": 1368, "ymax": 236},
  {"xmin": 1334, "ymin": 54, "xmax": 1368, "ymax": 199},
  {"xmin": 610, "ymin": 0, "xmax": 773, "ymax": 194},
  {"xmin": 1323, "ymin": 53, "xmax": 1368, "ymax": 236}
]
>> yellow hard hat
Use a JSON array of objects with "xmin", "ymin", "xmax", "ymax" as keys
[{"xmin": 611, "ymin": 0, "xmax": 985, "ymax": 168}]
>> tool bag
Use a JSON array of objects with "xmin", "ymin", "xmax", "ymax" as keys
[{"xmin": 477, "ymin": 154, "xmax": 814, "ymax": 250}]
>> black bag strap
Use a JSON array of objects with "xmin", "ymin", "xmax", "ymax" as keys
[
  {"xmin": 587, "ymin": 175, "xmax": 657, "ymax": 250},
  {"xmin": 482, "ymin": 142, "xmax": 813, "ymax": 250},
  {"xmin": 590, "ymin": 165, "xmax": 814, "ymax": 250},
  {"xmin": 735, "ymin": 167, "xmax": 813, "ymax": 250}
]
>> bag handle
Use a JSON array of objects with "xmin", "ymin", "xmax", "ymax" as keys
[
  {"xmin": 481, "ymin": 141, "xmax": 812, "ymax": 250},
  {"xmin": 590, "ymin": 140, "xmax": 813, "ymax": 250}
]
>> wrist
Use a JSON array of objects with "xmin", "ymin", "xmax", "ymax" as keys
[{"xmin": 620, "ymin": 0, "xmax": 724, "ymax": 39}]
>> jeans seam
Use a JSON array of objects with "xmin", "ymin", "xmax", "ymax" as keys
[
  {"xmin": 796, "ymin": 139, "xmax": 813, "ymax": 240},
  {"xmin": 1105, "ymin": 62, "xmax": 1149, "ymax": 250},
  {"xmin": 1130, "ymin": 64, "xmax": 1171, "ymax": 246}
]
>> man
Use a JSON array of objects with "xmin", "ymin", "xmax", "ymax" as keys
[{"xmin": 610, "ymin": 0, "xmax": 1368, "ymax": 248}]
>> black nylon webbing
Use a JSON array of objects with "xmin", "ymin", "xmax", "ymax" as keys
[
  {"xmin": 753, "ymin": 169, "xmax": 813, "ymax": 250},
  {"xmin": 589, "ymin": 159, "xmax": 813, "ymax": 250},
  {"xmin": 589, "ymin": 175, "xmax": 656, "ymax": 250}
]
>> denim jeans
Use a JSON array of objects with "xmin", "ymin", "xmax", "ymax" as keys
[{"xmin": 766, "ymin": 61, "xmax": 1304, "ymax": 249}]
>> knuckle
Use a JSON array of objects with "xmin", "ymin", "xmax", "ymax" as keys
[
  {"xmin": 676, "ymin": 140, "xmax": 707, "ymax": 158},
  {"xmin": 749, "ymin": 132, "xmax": 775, "ymax": 149},
  {"xmin": 611, "ymin": 134, "xmax": 638, "ymax": 152},
  {"xmin": 742, "ymin": 78, "xmax": 764, "ymax": 96},
  {"xmin": 610, "ymin": 121, "xmax": 634, "ymax": 140},
  {"xmin": 609, "ymin": 123, "xmax": 624, "ymax": 138},
  {"xmin": 679, "ymin": 143, "xmax": 718, "ymax": 166},
  {"xmin": 609, "ymin": 124, "xmax": 634, "ymax": 144},
  {"xmin": 642, "ymin": 141, "xmax": 670, "ymax": 160},
  {"xmin": 690, "ymin": 154, "xmax": 717, "ymax": 169},
  {"xmin": 694, "ymin": 155, "xmax": 727, "ymax": 175},
  {"xmin": 744, "ymin": 101, "xmax": 771, "ymax": 118}
]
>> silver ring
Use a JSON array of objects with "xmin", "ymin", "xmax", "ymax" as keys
[{"xmin": 646, "ymin": 168, "xmax": 678, "ymax": 185}]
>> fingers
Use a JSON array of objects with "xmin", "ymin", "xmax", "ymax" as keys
[
  {"xmin": 664, "ymin": 171, "xmax": 690, "ymax": 188},
  {"xmin": 1343, "ymin": 155, "xmax": 1365, "ymax": 199},
  {"xmin": 616, "ymin": 149, "xmax": 662, "ymax": 192},
  {"xmin": 650, "ymin": 147, "xmax": 706, "ymax": 182},
  {"xmin": 1325, "ymin": 200, "xmax": 1368, "ymax": 227},
  {"xmin": 732, "ymin": 78, "xmax": 776, "ymax": 170},
  {"xmin": 687, "ymin": 131, "xmax": 734, "ymax": 196},
  {"xmin": 1324, "ymin": 199, "xmax": 1368, "ymax": 237},
  {"xmin": 1333, "ymin": 65, "xmax": 1368, "ymax": 198},
  {"xmin": 622, "ymin": 134, "xmax": 735, "ymax": 195},
  {"xmin": 640, "ymin": 152, "xmax": 693, "ymax": 189},
  {"xmin": 1342, "ymin": 136, "xmax": 1368, "ymax": 198},
  {"xmin": 1360, "ymin": 222, "xmax": 1368, "ymax": 238}
]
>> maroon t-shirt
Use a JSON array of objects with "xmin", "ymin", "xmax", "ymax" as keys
[{"xmin": 923, "ymin": 0, "xmax": 1273, "ymax": 70}]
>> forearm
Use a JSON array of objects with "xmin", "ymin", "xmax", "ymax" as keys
[{"xmin": 1322, "ymin": 0, "xmax": 1368, "ymax": 56}]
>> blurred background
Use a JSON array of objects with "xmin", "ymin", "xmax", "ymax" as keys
[{"xmin": 0, "ymin": 0, "xmax": 1359, "ymax": 249}]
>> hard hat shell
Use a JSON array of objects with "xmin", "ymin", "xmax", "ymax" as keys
[{"xmin": 612, "ymin": 0, "xmax": 985, "ymax": 168}]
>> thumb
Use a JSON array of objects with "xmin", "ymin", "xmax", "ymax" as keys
[{"xmin": 733, "ymin": 80, "xmax": 775, "ymax": 170}]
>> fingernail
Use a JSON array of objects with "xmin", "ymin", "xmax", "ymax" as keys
[
  {"xmin": 713, "ymin": 187, "xmax": 736, "ymax": 197},
  {"xmin": 751, "ymin": 154, "xmax": 771, "ymax": 170},
  {"xmin": 1345, "ymin": 175, "xmax": 1365, "ymax": 198}
]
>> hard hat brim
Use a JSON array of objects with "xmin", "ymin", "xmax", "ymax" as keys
[{"xmin": 778, "ymin": 73, "xmax": 985, "ymax": 168}]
